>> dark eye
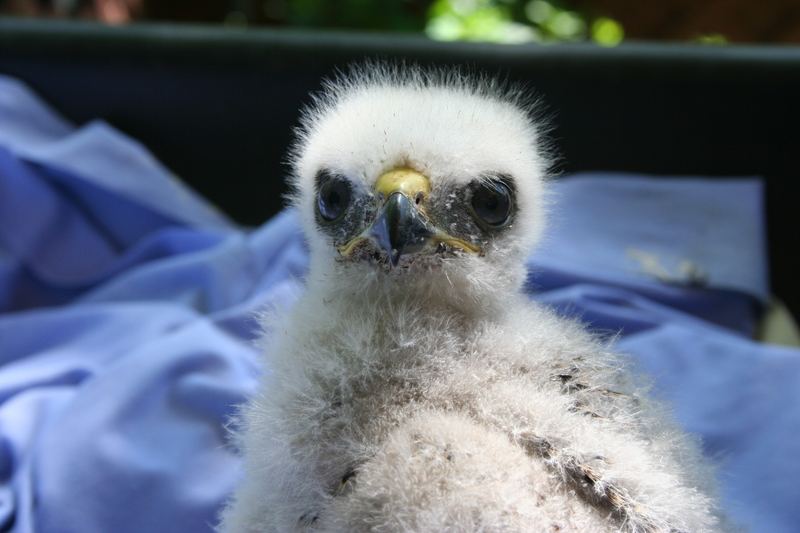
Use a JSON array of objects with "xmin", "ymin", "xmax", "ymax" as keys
[
  {"xmin": 317, "ymin": 173, "xmax": 352, "ymax": 222},
  {"xmin": 470, "ymin": 178, "xmax": 513, "ymax": 227}
]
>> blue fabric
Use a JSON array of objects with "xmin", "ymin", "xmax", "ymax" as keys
[
  {"xmin": 1, "ymin": 75, "xmax": 798, "ymax": 533},
  {"xmin": 530, "ymin": 172, "xmax": 768, "ymax": 337}
]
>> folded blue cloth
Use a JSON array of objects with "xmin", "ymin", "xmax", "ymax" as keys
[
  {"xmin": 1, "ymin": 75, "xmax": 797, "ymax": 533},
  {"xmin": 531, "ymin": 172, "xmax": 768, "ymax": 337}
]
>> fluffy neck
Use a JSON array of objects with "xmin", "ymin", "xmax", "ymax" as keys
[{"xmin": 303, "ymin": 258, "xmax": 527, "ymax": 323}]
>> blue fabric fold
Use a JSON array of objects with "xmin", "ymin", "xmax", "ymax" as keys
[
  {"xmin": 529, "ymin": 172, "xmax": 768, "ymax": 336},
  {"xmin": 0, "ymin": 75, "xmax": 797, "ymax": 533},
  {"xmin": 0, "ymin": 76, "xmax": 232, "ymax": 232}
]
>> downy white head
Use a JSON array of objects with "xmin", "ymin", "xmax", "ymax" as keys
[{"xmin": 289, "ymin": 64, "xmax": 551, "ymax": 312}]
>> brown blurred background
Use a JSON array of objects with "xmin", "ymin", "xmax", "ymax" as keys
[{"xmin": 572, "ymin": 0, "xmax": 800, "ymax": 43}]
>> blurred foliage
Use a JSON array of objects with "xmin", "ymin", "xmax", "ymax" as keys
[
  {"xmin": 256, "ymin": 0, "xmax": 624, "ymax": 45},
  {"xmin": 426, "ymin": 0, "xmax": 623, "ymax": 45},
  {"xmin": 695, "ymin": 33, "xmax": 728, "ymax": 45},
  {"xmin": 4, "ymin": 0, "xmax": 735, "ymax": 46}
]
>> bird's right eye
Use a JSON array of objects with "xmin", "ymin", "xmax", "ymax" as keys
[{"xmin": 317, "ymin": 173, "xmax": 352, "ymax": 222}]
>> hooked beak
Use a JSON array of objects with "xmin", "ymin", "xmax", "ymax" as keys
[
  {"xmin": 338, "ymin": 168, "xmax": 480, "ymax": 267},
  {"xmin": 370, "ymin": 191, "xmax": 434, "ymax": 267}
]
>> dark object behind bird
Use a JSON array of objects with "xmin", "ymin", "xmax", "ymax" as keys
[{"xmin": 0, "ymin": 19, "xmax": 797, "ymax": 317}]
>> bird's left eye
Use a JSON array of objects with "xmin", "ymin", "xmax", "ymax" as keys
[
  {"xmin": 317, "ymin": 174, "xmax": 352, "ymax": 222},
  {"xmin": 470, "ymin": 178, "xmax": 513, "ymax": 228}
]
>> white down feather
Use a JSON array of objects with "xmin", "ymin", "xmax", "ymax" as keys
[{"xmin": 220, "ymin": 65, "xmax": 724, "ymax": 533}]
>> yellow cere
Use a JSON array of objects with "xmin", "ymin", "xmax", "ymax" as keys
[{"xmin": 374, "ymin": 168, "xmax": 431, "ymax": 199}]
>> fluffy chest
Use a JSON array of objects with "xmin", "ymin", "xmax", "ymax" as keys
[
  {"xmin": 273, "ymin": 305, "xmax": 484, "ymax": 431},
  {"xmin": 277, "ymin": 307, "xmax": 560, "ymax": 449}
]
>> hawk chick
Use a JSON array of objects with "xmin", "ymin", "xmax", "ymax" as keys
[{"xmin": 220, "ymin": 66, "xmax": 723, "ymax": 532}]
